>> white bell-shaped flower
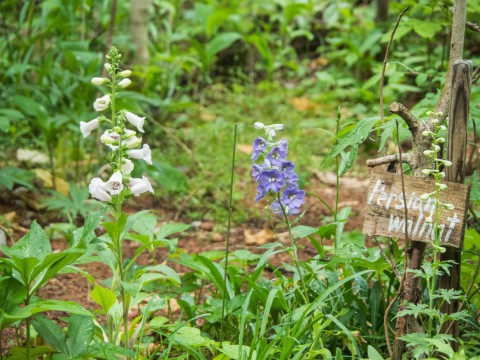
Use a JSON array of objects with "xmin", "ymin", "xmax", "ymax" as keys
[
  {"xmin": 118, "ymin": 78, "xmax": 131, "ymax": 88},
  {"xmin": 127, "ymin": 144, "xmax": 152, "ymax": 165},
  {"xmin": 94, "ymin": 95, "xmax": 111, "ymax": 111},
  {"xmin": 125, "ymin": 136, "xmax": 142, "ymax": 149},
  {"xmin": 121, "ymin": 158, "xmax": 134, "ymax": 175},
  {"xmin": 125, "ymin": 111, "xmax": 145, "ymax": 133},
  {"xmin": 89, "ymin": 178, "xmax": 111, "ymax": 202},
  {"xmin": 105, "ymin": 171, "xmax": 124, "ymax": 195},
  {"xmin": 80, "ymin": 118, "xmax": 100, "ymax": 138},
  {"xmin": 129, "ymin": 176, "xmax": 154, "ymax": 196}
]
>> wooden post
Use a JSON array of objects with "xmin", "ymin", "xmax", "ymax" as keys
[{"xmin": 439, "ymin": 60, "xmax": 472, "ymax": 347}]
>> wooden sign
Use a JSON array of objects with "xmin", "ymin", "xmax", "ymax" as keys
[{"xmin": 362, "ymin": 171, "xmax": 470, "ymax": 248}]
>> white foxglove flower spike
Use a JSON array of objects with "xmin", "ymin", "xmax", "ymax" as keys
[
  {"xmin": 129, "ymin": 176, "xmax": 154, "ymax": 196},
  {"xmin": 127, "ymin": 144, "xmax": 152, "ymax": 165},
  {"xmin": 94, "ymin": 95, "xmax": 111, "ymax": 111},
  {"xmin": 89, "ymin": 178, "xmax": 111, "ymax": 202},
  {"xmin": 80, "ymin": 118, "xmax": 100, "ymax": 138},
  {"xmin": 125, "ymin": 111, "xmax": 145, "ymax": 133}
]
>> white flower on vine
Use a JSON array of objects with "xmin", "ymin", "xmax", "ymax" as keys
[
  {"xmin": 89, "ymin": 178, "xmax": 111, "ymax": 202},
  {"xmin": 444, "ymin": 203, "xmax": 454, "ymax": 210},
  {"xmin": 91, "ymin": 77, "xmax": 108, "ymax": 85},
  {"xmin": 100, "ymin": 129, "xmax": 121, "ymax": 150},
  {"xmin": 127, "ymin": 144, "xmax": 152, "ymax": 165},
  {"xmin": 129, "ymin": 176, "xmax": 154, "ymax": 196},
  {"xmin": 94, "ymin": 95, "xmax": 111, "ymax": 111},
  {"xmin": 80, "ymin": 118, "xmax": 100, "ymax": 138},
  {"xmin": 105, "ymin": 171, "xmax": 124, "ymax": 195},
  {"xmin": 125, "ymin": 111, "xmax": 145, "ymax": 133},
  {"xmin": 119, "ymin": 70, "xmax": 132, "ymax": 77}
]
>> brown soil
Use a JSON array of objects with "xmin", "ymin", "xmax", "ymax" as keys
[{"xmin": 0, "ymin": 172, "xmax": 370, "ymax": 353}]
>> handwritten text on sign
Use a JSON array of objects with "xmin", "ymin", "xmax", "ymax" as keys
[{"xmin": 362, "ymin": 171, "xmax": 470, "ymax": 248}]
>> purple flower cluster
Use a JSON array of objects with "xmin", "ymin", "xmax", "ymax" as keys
[{"xmin": 251, "ymin": 136, "xmax": 305, "ymax": 215}]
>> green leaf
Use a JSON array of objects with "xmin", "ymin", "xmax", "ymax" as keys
[
  {"xmin": 5, "ymin": 346, "xmax": 55, "ymax": 359},
  {"xmin": 292, "ymin": 226, "xmax": 319, "ymax": 239},
  {"xmin": 83, "ymin": 341, "xmax": 135, "ymax": 359},
  {"xmin": 24, "ymin": 299, "xmax": 92, "ymax": 317},
  {"xmin": 0, "ymin": 167, "xmax": 35, "ymax": 189},
  {"xmin": 131, "ymin": 213, "xmax": 157, "ymax": 238},
  {"xmin": 397, "ymin": 303, "xmax": 428, "ymax": 318},
  {"xmin": 206, "ymin": 32, "xmax": 242, "ymax": 60},
  {"xmin": 369, "ymin": 281, "xmax": 382, "ymax": 330},
  {"xmin": 66, "ymin": 315, "xmax": 94, "ymax": 357},
  {"xmin": 367, "ymin": 345, "xmax": 384, "ymax": 360},
  {"xmin": 470, "ymin": 170, "xmax": 480, "ymax": 201},
  {"xmin": 156, "ymin": 223, "xmax": 191, "ymax": 239},
  {"xmin": 3, "ymin": 221, "xmax": 51, "ymax": 260},
  {"xmin": 145, "ymin": 264, "xmax": 181, "ymax": 284},
  {"xmin": 90, "ymin": 285, "xmax": 117, "ymax": 313},
  {"xmin": 172, "ymin": 327, "xmax": 214, "ymax": 348},
  {"xmin": 412, "ymin": 21, "xmax": 441, "ymax": 39},
  {"xmin": 32, "ymin": 314, "xmax": 68, "ymax": 354},
  {"xmin": 325, "ymin": 117, "xmax": 379, "ymax": 161}
]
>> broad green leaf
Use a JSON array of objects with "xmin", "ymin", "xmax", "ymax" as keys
[
  {"xmin": 66, "ymin": 315, "xmax": 94, "ymax": 357},
  {"xmin": 325, "ymin": 117, "xmax": 379, "ymax": 160},
  {"xmin": 3, "ymin": 221, "xmax": 51, "ymax": 260},
  {"xmin": 292, "ymin": 225, "xmax": 318, "ymax": 239},
  {"xmin": 72, "ymin": 211, "xmax": 104, "ymax": 248},
  {"xmin": 413, "ymin": 21, "xmax": 441, "ymax": 39},
  {"xmin": 32, "ymin": 315, "xmax": 68, "ymax": 354},
  {"xmin": 90, "ymin": 285, "xmax": 117, "ymax": 313},
  {"xmin": 24, "ymin": 299, "xmax": 92, "ymax": 317},
  {"xmin": 470, "ymin": 171, "xmax": 480, "ymax": 201},
  {"xmin": 367, "ymin": 345, "xmax": 384, "ymax": 360},
  {"xmin": 156, "ymin": 223, "xmax": 191, "ymax": 239},
  {"xmin": 83, "ymin": 341, "xmax": 135, "ymax": 359},
  {"xmin": 172, "ymin": 327, "xmax": 214, "ymax": 347},
  {"xmin": 219, "ymin": 342, "xmax": 255, "ymax": 359},
  {"xmin": 145, "ymin": 264, "xmax": 181, "ymax": 284},
  {"xmin": 0, "ymin": 167, "xmax": 35, "ymax": 189},
  {"xmin": 206, "ymin": 32, "xmax": 242, "ymax": 60},
  {"xmin": 131, "ymin": 212, "xmax": 157, "ymax": 238},
  {"xmin": 369, "ymin": 281, "xmax": 382, "ymax": 330},
  {"xmin": 5, "ymin": 346, "xmax": 54, "ymax": 359}
]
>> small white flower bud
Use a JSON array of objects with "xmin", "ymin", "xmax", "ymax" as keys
[
  {"xmin": 124, "ymin": 129, "xmax": 136, "ymax": 139},
  {"xmin": 423, "ymin": 150, "xmax": 434, "ymax": 156},
  {"xmin": 113, "ymin": 126, "xmax": 122, "ymax": 133},
  {"xmin": 442, "ymin": 160, "xmax": 452, "ymax": 167},
  {"xmin": 104, "ymin": 63, "xmax": 112, "ymax": 72},
  {"xmin": 434, "ymin": 145, "xmax": 441, "ymax": 152},
  {"xmin": 426, "ymin": 111, "xmax": 434, "ymax": 116},
  {"xmin": 91, "ymin": 77, "xmax": 107, "ymax": 85},
  {"xmin": 439, "ymin": 172, "xmax": 445, "ymax": 178},
  {"xmin": 439, "ymin": 125, "xmax": 447, "ymax": 131},
  {"xmin": 93, "ymin": 94, "xmax": 111, "ymax": 112},
  {"xmin": 422, "ymin": 130, "xmax": 432, "ymax": 136},
  {"xmin": 436, "ymin": 137, "xmax": 445, "ymax": 143},
  {"xmin": 444, "ymin": 203, "xmax": 454, "ymax": 210},
  {"xmin": 436, "ymin": 183, "xmax": 447, "ymax": 190},
  {"xmin": 125, "ymin": 136, "xmax": 142, "ymax": 149},
  {"xmin": 119, "ymin": 70, "xmax": 132, "ymax": 77},
  {"xmin": 436, "ymin": 111, "xmax": 444, "ymax": 117},
  {"xmin": 118, "ymin": 78, "xmax": 131, "ymax": 88},
  {"xmin": 431, "ymin": 118, "xmax": 439, "ymax": 124},
  {"xmin": 422, "ymin": 169, "xmax": 432, "ymax": 175},
  {"xmin": 420, "ymin": 193, "xmax": 431, "ymax": 201},
  {"xmin": 254, "ymin": 122, "xmax": 265, "ymax": 129},
  {"xmin": 425, "ymin": 216, "xmax": 433, "ymax": 224}
]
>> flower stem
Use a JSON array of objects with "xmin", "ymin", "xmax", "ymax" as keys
[{"xmin": 279, "ymin": 194, "xmax": 308, "ymax": 304}]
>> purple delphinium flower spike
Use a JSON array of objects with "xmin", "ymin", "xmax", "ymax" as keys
[
  {"xmin": 281, "ymin": 161, "xmax": 298, "ymax": 185},
  {"xmin": 251, "ymin": 137, "xmax": 268, "ymax": 161}
]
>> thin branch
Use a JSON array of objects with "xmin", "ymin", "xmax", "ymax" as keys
[
  {"xmin": 466, "ymin": 20, "xmax": 480, "ymax": 32},
  {"xmin": 374, "ymin": 237, "xmax": 401, "ymax": 279},
  {"xmin": 390, "ymin": 102, "xmax": 419, "ymax": 137},
  {"xmin": 472, "ymin": 65, "xmax": 480, "ymax": 85},
  {"xmin": 366, "ymin": 153, "xmax": 412, "ymax": 168},
  {"xmin": 379, "ymin": 6, "xmax": 410, "ymax": 141}
]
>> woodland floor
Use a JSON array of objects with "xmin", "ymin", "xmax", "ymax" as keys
[{"xmin": 0, "ymin": 171, "xmax": 371, "ymax": 351}]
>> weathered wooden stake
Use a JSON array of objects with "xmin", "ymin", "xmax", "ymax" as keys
[{"xmin": 439, "ymin": 60, "xmax": 472, "ymax": 348}]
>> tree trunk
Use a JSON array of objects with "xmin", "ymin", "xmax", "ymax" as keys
[{"xmin": 130, "ymin": 0, "xmax": 150, "ymax": 65}]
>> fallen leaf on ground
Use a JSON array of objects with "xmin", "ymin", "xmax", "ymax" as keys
[{"xmin": 244, "ymin": 228, "xmax": 275, "ymax": 245}]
